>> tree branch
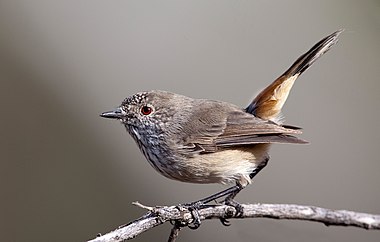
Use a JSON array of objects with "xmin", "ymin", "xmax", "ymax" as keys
[{"xmin": 88, "ymin": 202, "xmax": 380, "ymax": 242}]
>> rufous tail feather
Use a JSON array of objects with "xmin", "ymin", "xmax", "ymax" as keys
[{"xmin": 246, "ymin": 29, "xmax": 343, "ymax": 121}]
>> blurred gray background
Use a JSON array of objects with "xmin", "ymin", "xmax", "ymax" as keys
[{"xmin": 1, "ymin": 1, "xmax": 379, "ymax": 241}]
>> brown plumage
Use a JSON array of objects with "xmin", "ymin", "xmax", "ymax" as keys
[{"xmin": 101, "ymin": 30, "xmax": 342, "ymax": 203}]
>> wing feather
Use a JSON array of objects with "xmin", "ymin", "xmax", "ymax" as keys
[
  {"xmin": 215, "ymin": 111, "xmax": 307, "ymax": 147},
  {"xmin": 176, "ymin": 102, "xmax": 306, "ymax": 154}
]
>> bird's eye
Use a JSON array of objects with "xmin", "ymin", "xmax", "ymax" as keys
[{"xmin": 140, "ymin": 105, "xmax": 153, "ymax": 115}]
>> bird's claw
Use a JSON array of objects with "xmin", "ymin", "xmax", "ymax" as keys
[
  {"xmin": 218, "ymin": 198, "xmax": 243, "ymax": 226},
  {"xmin": 175, "ymin": 201, "xmax": 206, "ymax": 229},
  {"xmin": 219, "ymin": 217, "xmax": 231, "ymax": 226},
  {"xmin": 224, "ymin": 199, "xmax": 244, "ymax": 217},
  {"xmin": 188, "ymin": 208, "xmax": 202, "ymax": 229}
]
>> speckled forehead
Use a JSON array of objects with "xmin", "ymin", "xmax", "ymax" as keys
[{"xmin": 122, "ymin": 92, "xmax": 149, "ymax": 105}]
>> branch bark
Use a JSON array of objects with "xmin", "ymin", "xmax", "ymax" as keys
[{"xmin": 88, "ymin": 203, "xmax": 380, "ymax": 242}]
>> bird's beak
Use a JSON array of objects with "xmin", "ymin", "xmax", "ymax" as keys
[{"xmin": 100, "ymin": 107, "xmax": 125, "ymax": 119}]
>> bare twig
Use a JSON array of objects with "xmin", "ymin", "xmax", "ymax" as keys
[
  {"xmin": 88, "ymin": 203, "xmax": 380, "ymax": 242},
  {"xmin": 167, "ymin": 221, "xmax": 182, "ymax": 242}
]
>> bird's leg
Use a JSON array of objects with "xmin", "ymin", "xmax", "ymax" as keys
[
  {"xmin": 219, "ymin": 184, "xmax": 244, "ymax": 226},
  {"xmin": 179, "ymin": 178, "xmax": 251, "ymax": 228},
  {"xmin": 193, "ymin": 185, "xmax": 242, "ymax": 205},
  {"xmin": 249, "ymin": 155, "xmax": 269, "ymax": 180},
  {"xmin": 177, "ymin": 185, "xmax": 241, "ymax": 229},
  {"xmin": 180, "ymin": 156, "xmax": 270, "ymax": 228},
  {"xmin": 221, "ymin": 156, "xmax": 270, "ymax": 225}
]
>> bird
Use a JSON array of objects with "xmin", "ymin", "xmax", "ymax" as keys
[{"xmin": 101, "ymin": 30, "xmax": 342, "ymax": 219}]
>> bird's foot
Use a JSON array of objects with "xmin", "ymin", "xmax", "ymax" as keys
[
  {"xmin": 175, "ymin": 201, "xmax": 210, "ymax": 230},
  {"xmin": 218, "ymin": 197, "xmax": 244, "ymax": 226},
  {"xmin": 174, "ymin": 185, "xmax": 243, "ymax": 229},
  {"xmin": 224, "ymin": 198, "xmax": 244, "ymax": 217}
]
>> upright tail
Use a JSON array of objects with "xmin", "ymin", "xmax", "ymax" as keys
[{"xmin": 246, "ymin": 29, "xmax": 343, "ymax": 121}]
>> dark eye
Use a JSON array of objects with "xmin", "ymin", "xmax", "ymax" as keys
[{"xmin": 140, "ymin": 105, "xmax": 153, "ymax": 115}]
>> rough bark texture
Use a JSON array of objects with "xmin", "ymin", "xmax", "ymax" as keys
[{"xmin": 88, "ymin": 202, "xmax": 380, "ymax": 242}]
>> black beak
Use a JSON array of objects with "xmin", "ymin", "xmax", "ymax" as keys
[{"xmin": 100, "ymin": 107, "xmax": 124, "ymax": 119}]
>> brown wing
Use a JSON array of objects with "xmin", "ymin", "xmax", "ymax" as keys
[
  {"xmin": 214, "ymin": 110, "xmax": 307, "ymax": 148},
  {"xmin": 177, "ymin": 101, "xmax": 306, "ymax": 154}
]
